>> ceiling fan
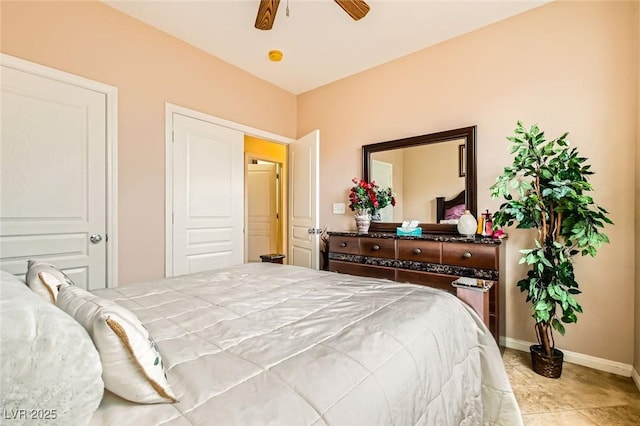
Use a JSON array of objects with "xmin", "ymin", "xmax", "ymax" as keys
[{"xmin": 255, "ymin": 0, "xmax": 370, "ymax": 30}]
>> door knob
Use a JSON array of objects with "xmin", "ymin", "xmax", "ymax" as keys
[{"xmin": 90, "ymin": 234, "xmax": 103, "ymax": 244}]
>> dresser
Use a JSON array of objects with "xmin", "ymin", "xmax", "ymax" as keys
[{"xmin": 327, "ymin": 232, "xmax": 505, "ymax": 343}]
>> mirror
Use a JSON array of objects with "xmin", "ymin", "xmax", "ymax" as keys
[{"xmin": 362, "ymin": 126, "xmax": 477, "ymax": 234}]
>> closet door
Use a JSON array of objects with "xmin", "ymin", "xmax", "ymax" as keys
[
  {"xmin": 171, "ymin": 113, "xmax": 244, "ymax": 275},
  {"xmin": 0, "ymin": 64, "xmax": 107, "ymax": 289},
  {"xmin": 246, "ymin": 162, "xmax": 279, "ymax": 262}
]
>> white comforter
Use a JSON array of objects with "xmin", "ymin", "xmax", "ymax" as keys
[{"xmin": 90, "ymin": 263, "xmax": 521, "ymax": 425}]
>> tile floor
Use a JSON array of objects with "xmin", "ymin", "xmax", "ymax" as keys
[{"xmin": 503, "ymin": 348, "xmax": 640, "ymax": 425}]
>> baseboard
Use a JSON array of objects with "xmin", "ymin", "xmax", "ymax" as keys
[
  {"xmin": 502, "ymin": 337, "xmax": 633, "ymax": 377},
  {"xmin": 632, "ymin": 367, "xmax": 640, "ymax": 392}
]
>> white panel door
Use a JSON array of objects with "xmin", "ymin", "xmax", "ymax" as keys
[
  {"xmin": 247, "ymin": 163, "xmax": 278, "ymax": 262},
  {"xmin": 0, "ymin": 66, "xmax": 107, "ymax": 289},
  {"xmin": 288, "ymin": 130, "xmax": 319, "ymax": 269},
  {"xmin": 172, "ymin": 113, "xmax": 243, "ymax": 275}
]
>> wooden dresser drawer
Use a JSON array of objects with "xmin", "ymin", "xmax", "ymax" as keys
[
  {"xmin": 396, "ymin": 270, "xmax": 456, "ymax": 293},
  {"xmin": 359, "ymin": 238, "xmax": 396, "ymax": 259},
  {"xmin": 329, "ymin": 236, "xmax": 360, "ymax": 255},
  {"xmin": 398, "ymin": 240, "xmax": 441, "ymax": 263},
  {"xmin": 442, "ymin": 242, "xmax": 498, "ymax": 270},
  {"xmin": 329, "ymin": 261, "xmax": 396, "ymax": 280}
]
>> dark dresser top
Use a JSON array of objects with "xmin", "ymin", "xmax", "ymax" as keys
[{"xmin": 327, "ymin": 231, "xmax": 505, "ymax": 245}]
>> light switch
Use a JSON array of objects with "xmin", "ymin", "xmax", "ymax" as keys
[{"xmin": 332, "ymin": 203, "xmax": 346, "ymax": 214}]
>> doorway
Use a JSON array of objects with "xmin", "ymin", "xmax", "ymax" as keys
[
  {"xmin": 244, "ymin": 136, "xmax": 287, "ymax": 263},
  {"xmin": 165, "ymin": 104, "xmax": 320, "ymax": 274},
  {"xmin": 246, "ymin": 160, "xmax": 283, "ymax": 262}
]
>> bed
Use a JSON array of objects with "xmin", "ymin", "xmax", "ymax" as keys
[
  {"xmin": 1, "ymin": 262, "xmax": 521, "ymax": 425},
  {"xmin": 436, "ymin": 190, "xmax": 466, "ymax": 223}
]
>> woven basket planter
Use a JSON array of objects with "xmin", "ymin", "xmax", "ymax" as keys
[{"xmin": 530, "ymin": 344, "xmax": 564, "ymax": 378}]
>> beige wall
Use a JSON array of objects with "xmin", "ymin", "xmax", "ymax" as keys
[
  {"xmin": 299, "ymin": 1, "xmax": 638, "ymax": 364},
  {"xmin": 1, "ymin": 1, "xmax": 297, "ymax": 285}
]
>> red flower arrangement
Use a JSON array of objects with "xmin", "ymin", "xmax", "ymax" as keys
[{"xmin": 348, "ymin": 178, "xmax": 396, "ymax": 212}]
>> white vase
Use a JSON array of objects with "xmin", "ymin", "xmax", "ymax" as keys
[
  {"xmin": 457, "ymin": 210, "xmax": 477, "ymax": 237},
  {"xmin": 354, "ymin": 209, "xmax": 371, "ymax": 233}
]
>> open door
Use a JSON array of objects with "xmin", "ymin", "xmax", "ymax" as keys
[{"xmin": 288, "ymin": 130, "xmax": 320, "ymax": 269}]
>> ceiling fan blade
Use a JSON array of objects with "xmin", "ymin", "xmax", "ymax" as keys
[
  {"xmin": 334, "ymin": 0, "xmax": 370, "ymax": 21},
  {"xmin": 255, "ymin": 0, "xmax": 280, "ymax": 31}
]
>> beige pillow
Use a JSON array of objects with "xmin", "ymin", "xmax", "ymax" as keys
[
  {"xmin": 25, "ymin": 260, "xmax": 74, "ymax": 304},
  {"xmin": 57, "ymin": 284, "xmax": 177, "ymax": 404}
]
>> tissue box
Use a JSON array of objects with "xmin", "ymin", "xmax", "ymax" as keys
[{"xmin": 396, "ymin": 227, "xmax": 422, "ymax": 236}]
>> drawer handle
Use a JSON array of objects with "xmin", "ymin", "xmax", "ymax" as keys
[
  {"xmin": 463, "ymin": 251, "xmax": 472, "ymax": 258},
  {"xmin": 413, "ymin": 248, "xmax": 422, "ymax": 255},
  {"xmin": 371, "ymin": 244, "xmax": 380, "ymax": 251},
  {"xmin": 340, "ymin": 242, "xmax": 347, "ymax": 248}
]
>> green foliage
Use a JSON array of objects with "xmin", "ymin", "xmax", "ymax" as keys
[{"xmin": 490, "ymin": 122, "xmax": 612, "ymax": 354}]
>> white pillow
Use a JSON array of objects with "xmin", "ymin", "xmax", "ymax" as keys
[
  {"xmin": 0, "ymin": 271, "xmax": 104, "ymax": 425},
  {"xmin": 56, "ymin": 284, "xmax": 177, "ymax": 404},
  {"xmin": 24, "ymin": 260, "xmax": 74, "ymax": 304}
]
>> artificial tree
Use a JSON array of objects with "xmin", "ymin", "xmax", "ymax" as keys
[{"xmin": 490, "ymin": 122, "xmax": 612, "ymax": 366}]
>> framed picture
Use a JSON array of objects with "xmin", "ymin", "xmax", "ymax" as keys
[{"xmin": 459, "ymin": 144, "xmax": 466, "ymax": 177}]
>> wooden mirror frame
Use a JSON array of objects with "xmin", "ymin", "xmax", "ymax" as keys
[{"xmin": 362, "ymin": 125, "xmax": 477, "ymax": 234}]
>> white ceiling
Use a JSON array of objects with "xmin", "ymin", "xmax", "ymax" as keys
[{"xmin": 103, "ymin": 0, "xmax": 550, "ymax": 94}]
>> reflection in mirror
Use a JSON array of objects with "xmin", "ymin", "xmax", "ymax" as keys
[
  {"xmin": 370, "ymin": 138, "xmax": 465, "ymax": 223},
  {"xmin": 362, "ymin": 126, "xmax": 476, "ymax": 233}
]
